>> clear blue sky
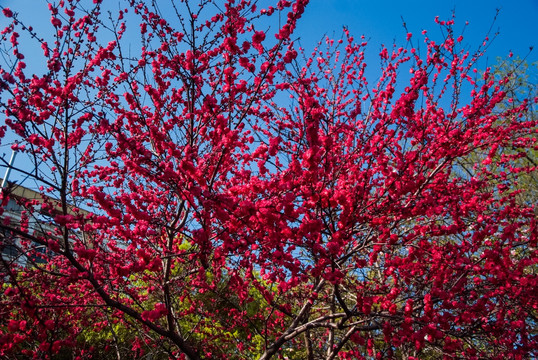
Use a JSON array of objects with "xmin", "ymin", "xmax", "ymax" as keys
[
  {"xmin": 3, "ymin": 0, "xmax": 536, "ymax": 63},
  {"xmin": 296, "ymin": 0, "xmax": 537, "ymax": 64}
]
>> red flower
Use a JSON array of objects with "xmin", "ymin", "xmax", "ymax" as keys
[
  {"xmin": 252, "ymin": 31, "xmax": 265, "ymax": 44},
  {"xmin": 2, "ymin": 8, "xmax": 13, "ymax": 17},
  {"xmin": 50, "ymin": 16, "xmax": 62, "ymax": 27}
]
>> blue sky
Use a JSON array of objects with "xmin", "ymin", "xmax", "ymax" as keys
[
  {"xmin": 296, "ymin": 0, "xmax": 538, "ymax": 64},
  {"xmin": 2, "ymin": 0, "xmax": 536, "ymax": 64}
]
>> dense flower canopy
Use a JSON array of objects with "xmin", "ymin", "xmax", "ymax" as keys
[{"xmin": 0, "ymin": 0, "xmax": 536, "ymax": 359}]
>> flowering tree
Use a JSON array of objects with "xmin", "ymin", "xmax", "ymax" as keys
[
  {"xmin": 0, "ymin": 0, "xmax": 536, "ymax": 359},
  {"xmin": 476, "ymin": 57, "xmax": 538, "ymax": 206}
]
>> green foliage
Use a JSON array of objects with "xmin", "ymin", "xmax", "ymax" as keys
[
  {"xmin": 456, "ymin": 57, "xmax": 538, "ymax": 206},
  {"xmin": 492, "ymin": 58, "xmax": 538, "ymax": 206}
]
